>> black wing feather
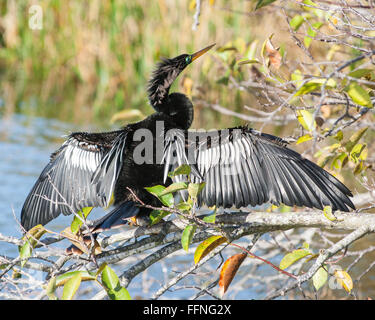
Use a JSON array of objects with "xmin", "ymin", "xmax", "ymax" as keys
[
  {"xmin": 162, "ymin": 127, "xmax": 355, "ymax": 212},
  {"xmin": 21, "ymin": 130, "xmax": 127, "ymax": 230}
]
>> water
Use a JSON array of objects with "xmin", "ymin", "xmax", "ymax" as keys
[
  {"xmin": 0, "ymin": 115, "xmax": 72, "ymax": 250},
  {"xmin": 0, "ymin": 114, "xmax": 114, "ymax": 297},
  {"xmin": 0, "ymin": 114, "xmax": 105, "ymax": 230}
]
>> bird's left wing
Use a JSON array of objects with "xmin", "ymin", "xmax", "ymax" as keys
[{"xmin": 21, "ymin": 130, "xmax": 128, "ymax": 230}]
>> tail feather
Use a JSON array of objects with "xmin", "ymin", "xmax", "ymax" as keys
[{"xmin": 90, "ymin": 201, "xmax": 140, "ymax": 233}]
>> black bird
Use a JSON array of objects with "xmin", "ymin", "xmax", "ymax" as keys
[{"xmin": 21, "ymin": 44, "xmax": 355, "ymax": 231}]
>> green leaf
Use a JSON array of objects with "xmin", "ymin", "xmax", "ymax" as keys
[
  {"xmin": 159, "ymin": 193, "xmax": 174, "ymax": 207},
  {"xmin": 188, "ymin": 182, "xmax": 206, "ymax": 199},
  {"xmin": 279, "ymin": 204, "xmax": 291, "ymax": 213},
  {"xmin": 353, "ymin": 161, "xmax": 364, "ymax": 175},
  {"xmin": 101, "ymin": 265, "xmax": 131, "ymax": 300},
  {"xmin": 26, "ymin": 224, "xmax": 48, "ymax": 248},
  {"xmin": 18, "ymin": 224, "xmax": 47, "ymax": 267},
  {"xmin": 159, "ymin": 182, "xmax": 188, "ymax": 196},
  {"xmin": 177, "ymin": 202, "xmax": 192, "ymax": 211},
  {"xmin": 149, "ymin": 210, "xmax": 170, "ymax": 225},
  {"xmin": 279, "ymin": 249, "xmax": 311, "ymax": 270},
  {"xmin": 96, "ymin": 262, "xmax": 108, "ymax": 277},
  {"xmin": 331, "ymin": 152, "xmax": 348, "ymax": 169},
  {"xmin": 181, "ymin": 224, "xmax": 197, "ymax": 252},
  {"xmin": 144, "ymin": 185, "xmax": 165, "ymax": 197},
  {"xmin": 296, "ymin": 110, "xmax": 316, "ymax": 131},
  {"xmin": 350, "ymin": 143, "xmax": 366, "ymax": 163},
  {"xmin": 313, "ymin": 267, "xmax": 328, "ymax": 291},
  {"xmin": 46, "ymin": 277, "xmax": 58, "ymax": 300},
  {"xmin": 296, "ymin": 134, "xmax": 313, "ymax": 145},
  {"xmin": 348, "ymin": 68, "xmax": 373, "ymax": 79},
  {"xmin": 168, "ymin": 164, "xmax": 191, "ymax": 178},
  {"xmin": 255, "ymin": 0, "xmax": 277, "ymax": 10},
  {"xmin": 334, "ymin": 130, "xmax": 343, "ymax": 141},
  {"xmin": 62, "ymin": 272, "xmax": 81, "ymax": 300},
  {"xmin": 299, "ymin": 80, "xmax": 320, "ymax": 94},
  {"xmin": 302, "ymin": 0, "xmax": 323, "ymax": 17},
  {"xmin": 12, "ymin": 269, "xmax": 21, "ymax": 279},
  {"xmin": 203, "ymin": 208, "xmax": 217, "ymax": 223},
  {"xmin": 71, "ymin": 207, "xmax": 93, "ymax": 234},
  {"xmin": 101, "ymin": 265, "xmax": 120, "ymax": 290},
  {"xmin": 19, "ymin": 241, "xmax": 31, "ymax": 268},
  {"xmin": 295, "ymin": 78, "xmax": 336, "ymax": 96},
  {"xmin": 291, "ymin": 69, "xmax": 303, "ymax": 87},
  {"xmin": 346, "ymin": 82, "xmax": 373, "ymax": 108},
  {"xmin": 323, "ymin": 206, "xmax": 337, "ymax": 222},
  {"xmin": 344, "ymin": 127, "xmax": 368, "ymax": 153},
  {"xmin": 290, "ymin": 15, "xmax": 305, "ymax": 31},
  {"xmin": 145, "ymin": 185, "xmax": 174, "ymax": 207},
  {"xmin": 237, "ymin": 59, "xmax": 260, "ymax": 65},
  {"xmin": 304, "ymin": 22, "xmax": 323, "ymax": 48},
  {"xmin": 203, "ymin": 214, "xmax": 216, "ymax": 223},
  {"xmin": 56, "ymin": 271, "xmax": 96, "ymax": 287},
  {"xmin": 194, "ymin": 235, "xmax": 227, "ymax": 264},
  {"xmin": 326, "ymin": 143, "xmax": 342, "ymax": 152}
]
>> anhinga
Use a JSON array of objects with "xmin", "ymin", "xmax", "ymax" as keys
[{"xmin": 21, "ymin": 44, "xmax": 355, "ymax": 232}]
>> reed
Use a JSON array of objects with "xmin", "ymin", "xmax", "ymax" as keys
[
  {"xmin": 0, "ymin": 0, "xmax": 271, "ymax": 128},
  {"xmin": 0, "ymin": 1, "xmax": 343, "ymax": 133}
]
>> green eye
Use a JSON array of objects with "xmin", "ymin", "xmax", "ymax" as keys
[{"xmin": 185, "ymin": 56, "xmax": 192, "ymax": 64}]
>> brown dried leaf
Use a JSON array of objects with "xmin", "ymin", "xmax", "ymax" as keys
[
  {"xmin": 320, "ymin": 105, "xmax": 331, "ymax": 119},
  {"xmin": 265, "ymin": 38, "xmax": 282, "ymax": 69},
  {"xmin": 219, "ymin": 253, "xmax": 247, "ymax": 297},
  {"xmin": 62, "ymin": 228, "xmax": 101, "ymax": 255}
]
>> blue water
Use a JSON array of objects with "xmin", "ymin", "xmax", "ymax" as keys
[
  {"xmin": 0, "ymin": 115, "xmax": 70, "ymax": 251},
  {"xmin": 0, "ymin": 115, "xmax": 107, "ymax": 266}
]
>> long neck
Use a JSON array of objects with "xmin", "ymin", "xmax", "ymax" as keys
[
  {"xmin": 147, "ymin": 59, "xmax": 181, "ymax": 112},
  {"xmin": 165, "ymin": 93, "xmax": 194, "ymax": 130}
]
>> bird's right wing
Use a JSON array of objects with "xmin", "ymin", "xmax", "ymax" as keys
[
  {"xmin": 162, "ymin": 127, "xmax": 355, "ymax": 212},
  {"xmin": 21, "ymin": 130, "xmax": 128, "ymax": 230}
]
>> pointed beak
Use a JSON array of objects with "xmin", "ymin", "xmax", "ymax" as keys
[{"xmin": 191, "ymin": 43, "xmax": 215, "ymax": 62}]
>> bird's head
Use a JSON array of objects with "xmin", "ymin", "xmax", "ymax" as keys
[{"xmin": 147, "ymin": 44, "xmax": 215, "ymax": 112}]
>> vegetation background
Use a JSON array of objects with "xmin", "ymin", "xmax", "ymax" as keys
[
  {"xmin": 0, "ymin": 0, "xmax": 309, "ymax": 128},
  {"xmin": 0, "ymin": 0, "xmax": 375, "ymax": 300}
]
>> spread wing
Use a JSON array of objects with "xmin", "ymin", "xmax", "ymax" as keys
[
  {"xmin": 162, "ymin": 127, "xmax": 355, "ymax": 212},
  {"xmin": 21, "ymin": 130, "xmax": 128, "ymax": 230}
]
